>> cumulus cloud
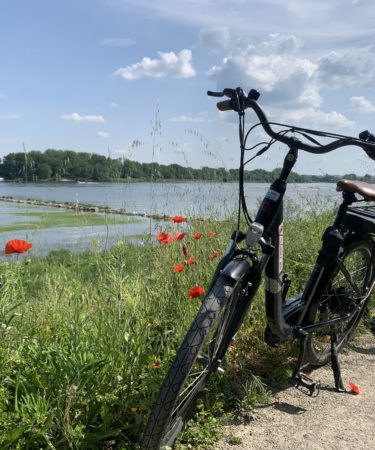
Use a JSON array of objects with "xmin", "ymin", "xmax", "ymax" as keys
[
  {"xmin": 318, "ymin": 49, "xmax": 375, "ymax": 87},
  {"xmin": 199, "ymin": 26, "xmax": 230, "ymax": 50},
  {"xmin": 101, "ymin": 37, "xmax": 135, "ymax": 47},
  {"xmin": 350, "ymin": 96, "xmax": 375, "ymax": 112},
  {"xmin": 169, "ymin": 114, "xmax": 205, "ymax": 123},
  {"xmin": 207, "ymin": 33, "xmax": 363, "ymax": 131},
  {"xmin": 97, "ymin": 131, "xmax": 110, "ymax": 138},
  {"xmin": 207, "ymin": 33, "xmax": 319, "ymax": 107},
  {"xmin": 60, "ymin": 113, "xmax": 105, "ymax": 123},
  {"xmin": 115, "ymin": 49, "xmax": 196, "ymax": 80}
]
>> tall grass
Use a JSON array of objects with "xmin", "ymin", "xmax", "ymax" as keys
[{"xmin": 0, "ymin": 207, "xmax": 334, "ymax": 449}]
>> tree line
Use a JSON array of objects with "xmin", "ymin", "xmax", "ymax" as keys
[{"xmin": 0, "ymin": 149, "xmax": 373, "ymax": 183}]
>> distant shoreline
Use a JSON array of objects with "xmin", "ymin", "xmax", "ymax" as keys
[
  {"xmin": 0, "ymin": 177, "xmax": 349, "ymax": 184},
  {"xmin": 1, "ymin": 149, "xmax": 373, "ymax": 184}
]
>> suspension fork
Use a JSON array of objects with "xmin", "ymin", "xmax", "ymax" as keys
[{"xmin": 217, "ymin": 265, "xmax": 262, "ymax": 358}]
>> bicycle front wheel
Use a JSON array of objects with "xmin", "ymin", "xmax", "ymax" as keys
[
  {"xmin": 142, "ymin": 274, "xmax": 246, "ymax": 450},
  {"xmin": 305, "ymin": 238, "xmax": 374, "ymax": 366}
]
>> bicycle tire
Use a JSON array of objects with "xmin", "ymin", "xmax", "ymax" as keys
[
  {"xmin": 305, "ymin": 238, "xmax": 374, "ymax": 366},
  {"xmin": 142, "ymin": 274, "xmax": 246, "ymax": 450}
]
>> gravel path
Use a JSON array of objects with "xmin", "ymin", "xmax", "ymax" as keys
[{"xmin": 217, "ymin": 333, "xmax": 375, "ymax": 450}]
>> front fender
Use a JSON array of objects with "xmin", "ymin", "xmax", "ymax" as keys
[{"xmin": 220, "ymin": 258, "xmax": 250, "ymax": 282}]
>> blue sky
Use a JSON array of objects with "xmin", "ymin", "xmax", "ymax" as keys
[{"xmin": 1, "ymin": 0, "xmax": 375, "ymax": 175}]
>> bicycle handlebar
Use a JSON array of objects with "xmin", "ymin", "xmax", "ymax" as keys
[{"xmin": 208, "ymin": 88, "xmax": 375, "ymax": 159}]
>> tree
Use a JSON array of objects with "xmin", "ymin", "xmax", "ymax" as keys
[{"xmin": 36, "ymin": 163, "xmax": 52, "ymax": 180}]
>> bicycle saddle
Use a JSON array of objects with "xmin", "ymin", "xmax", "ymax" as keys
[{"xmin": 337, "ymin": 179, "xmax": 375, "ymax": 201}]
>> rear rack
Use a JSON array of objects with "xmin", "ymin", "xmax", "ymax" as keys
[{"xmin": 344, "ymin": 204, "xmax": 375, "ymax": 233}]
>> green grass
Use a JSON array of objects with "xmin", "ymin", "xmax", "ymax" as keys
[
  {"xmin": 0, "ymin": 211, "xmax": 138, "ymax": 233},
  {"xmin": 0, "ymin": 208, "xmax": 337, "ymax": 448}
]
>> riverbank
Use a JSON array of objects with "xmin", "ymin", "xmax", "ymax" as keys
[{"xmin": 0, "ymin": 207, "xmax": 339, "ymax": 448}]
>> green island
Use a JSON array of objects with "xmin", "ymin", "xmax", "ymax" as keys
[
  {"xmin": 0, "ymin": 148, "xmax": 373, "ymax": 183},
  {"xmin": 0, "ymin": 210, "xmax": 138, "ymax": 233}
]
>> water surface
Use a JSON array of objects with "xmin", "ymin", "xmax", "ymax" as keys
[{"xmin": 0, "ymin": 181, "xmax": 340, "ymax": 257}]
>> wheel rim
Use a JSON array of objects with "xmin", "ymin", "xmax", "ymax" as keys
[{"xmin": 311, "ymin": 243, "xmax": 372, "ymax": 355}]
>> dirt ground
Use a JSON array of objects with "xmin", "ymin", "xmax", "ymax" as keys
[{"xmin": 217, "ymin": 333, "xmax": 375, "ymax": 450}]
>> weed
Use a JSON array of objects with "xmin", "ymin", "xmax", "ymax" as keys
[{"xmin": 226, "ymin": 434, "xmax": 242, "ymax": 445}]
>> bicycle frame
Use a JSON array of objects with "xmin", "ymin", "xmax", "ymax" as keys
[{"xmin": 214, "ymin": 142, "xmax": 375, "ymax": 347}]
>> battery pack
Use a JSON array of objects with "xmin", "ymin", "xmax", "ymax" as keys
[{"xmin": 344, "ymin": 205, "xmax": 375, "ymax": 233}]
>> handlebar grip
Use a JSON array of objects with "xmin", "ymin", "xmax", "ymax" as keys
[
  {"xmin": 217, "ymin": 100, "xmax": 233, "ymax": 111},
  {"xmin": 207, "ymin": 90, "xmax": 224, "ymax": 97}
]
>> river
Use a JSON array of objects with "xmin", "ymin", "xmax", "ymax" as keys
[{"xmin": 0, "ymin": 181, "xmax": 340, "ymax": 258}]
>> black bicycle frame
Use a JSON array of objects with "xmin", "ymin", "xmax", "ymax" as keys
[
  {"xmin": 216, "ymin": 141, "xmax": 373, "ymax": 345},
  {"xmin": 262, "ymin": 164, "xmax": 372, "ymax": 341}
]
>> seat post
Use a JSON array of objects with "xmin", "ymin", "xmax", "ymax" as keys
[{"xmin": 332, "ymin": 190, "xmax": 357, "ymax": 229}]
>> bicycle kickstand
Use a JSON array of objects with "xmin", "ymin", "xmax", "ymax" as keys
[
  {"xmin": 330, "ymin": 331, "xmax": 345, "ymax": 392},
  {"xmin": 289, "ymin": 330, "xmax": 321, "ymax": 397}
]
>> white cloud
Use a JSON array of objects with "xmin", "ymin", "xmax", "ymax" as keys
[
  {"xmin": 279, "ymin": 108, "xmax": 355, "ymax": 129},
  {"xmin": 170, "ymin": 114, "xmax": 205, "ymax": 123},
  {"xmin": 101, "ymin": 37, "xmax": 135, "ymax": 47},
  {"xmin": 207, "ymin": 34, "xmax": 319, "ymax": 107},
  {"xmin": 350, "ymin": 96, "xmax": 375, "ymax": 112},
  {"xmin": 0, "ymin": 113, "xmax": 21, "ymax": 119},
  {"xmin": 119, "ymin": 0, "xmax": 375, "ymax": 43},
  {"xmin": 206, "ymin": 33, "xmax": 364, "ymax": 131},
  {"xmin": 97, "ymin": 131, "xmax": 110, "ymax": 138},
  {"xmin": 199, "ymin": 26, "xmax": 230, "ymax": 50},
  {"xmin": 110, "ymin": 102, "xmax": 119, "ymax": 108},
  {"xmin": 318, "ymin": 49, "xmax": 375, "ymax": 87},
  {"xmin": 60, "ymin": 112, "xmax": 105, "ymax": 123},
  {"xmin": 115, "ymin": 49, "xmax": 196, "ymax": 80}
]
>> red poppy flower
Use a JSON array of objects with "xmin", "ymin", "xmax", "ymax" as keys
[
  {"xmin": 172, "ymin": 215, "xmax": 185, "ymax": 223},
  {"xmin": 5, "ymin": 239, "xmax": 32, "ymax": 254},
  {"xmin": 174, "ymin": 232, "xmax": 186, "ymax": 241},
  {"xmin": 146, "ymin": 361, "xmax": 160, "ymax": 368},
  {"xmin": 186, "ymin": 258, "xmax": 197, "ymax": 265},
  {"xmin": 182, "ymin": 244, "xmax": 189, "ymax": 257},
  {"xmin": 210, "ymin": 252, "xmax": 220, "ymax": 260},
  {"xmin": 208, "ymin": 231, "xmax": 217, "ymax": 238},
  {"xmin": 188, "ymin": 285, "xmax": 205, "ymax": 299},
  {"xmin": 194, "ymin": 232, "xmax": 202, "ymax": 240},
  {"xmin": 348, "ymin": 382, "xmax": 360, "ymax": 395},
  {"xmin": 173, "ymin": 264, "xmax": 185, "ymax": 272},
  {"xmin": 156, "ymin": 232, "xmax": 174, "ymax": 244}
]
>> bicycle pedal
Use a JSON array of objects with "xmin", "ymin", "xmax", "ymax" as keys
[{"xmin": 289, "ymin": 372, "xmax": 321, "ymax": 397}]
